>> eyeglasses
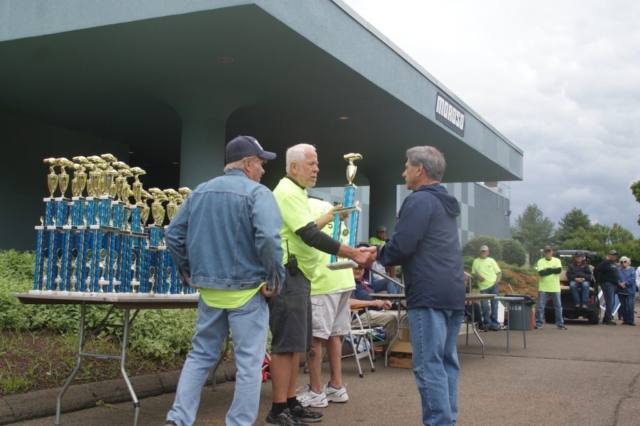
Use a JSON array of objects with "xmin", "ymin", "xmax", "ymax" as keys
[
  {"xmin": 621, "ymin": 261, "xmax": 628, "ymax": 264},
  {"xmin": 544, "ymin": 249, "xmax": 552, "ymax": 253}
]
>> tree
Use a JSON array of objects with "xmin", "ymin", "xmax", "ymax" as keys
[
  {"xmin": 500, "ymin": 238, "xmax": 526, "ymax": 266},
  {"xmin": 462, "ymin": 236, "xmax": 502, "ymax": 261},
  {"xmin": 511, "ymin": 204, "xmax": 554, "ymax": 265},
  {"xmin": 631, "ymin": 180, "xmax": 640, "ymax": 225},
  {"xmin": 554, "ymin": 208, "xmax": 591, "ymax": 246}
]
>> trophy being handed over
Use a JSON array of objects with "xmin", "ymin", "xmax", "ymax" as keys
[{"xmin": 326, "ymin": 153, "xmax": 363, "ymax": 270}]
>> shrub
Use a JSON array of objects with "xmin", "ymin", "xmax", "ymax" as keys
[
  {"xmin": 462, "ymin": 236, "xmax": 502, "ymax": 261},
  {"xmin": 500, "ymin": 238, "xmax": 527, "ymax": 266}
]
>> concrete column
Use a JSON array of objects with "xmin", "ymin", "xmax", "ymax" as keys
[
  {"xmin": 368, "ymin": 179, "xmax": 399, "ymax": 238},
  {"xmin": 179, "ymin": 115, "xmax": 226, "ymax": 188}
]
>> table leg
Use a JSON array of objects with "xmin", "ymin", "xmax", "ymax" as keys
[
  {"xmin": 55, "ymin": 303, "xmax": 87, "ymax": 425},
  {"xmin": 506, "ymin": 301, "xmax": 510, "ymax": 353},
  {"xmin": 520, "ymin": 301, "xmax": 527, "ymax": 349},
  {"xmin": 469, "ymin": 307, "xmax": 485, "ymax": 358},
  {"xmin": 120, "ymin": 309, "xmax": 140, "ymax": 425}
]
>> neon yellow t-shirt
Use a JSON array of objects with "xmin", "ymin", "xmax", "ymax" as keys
[
  {"xmin": 471, "ymin": 257, "xmax": 501, "ymax": 290},
  {"xmin": 199, "ymin": 284, "xmax": 263, "ymax": 309},
  {"xmin": 536, "ymin": 257, "xmax": 562, "ymax": 292},
  {"xmin": 307, "ymin": 198, "xmax": 355, "ymax": 296},
  {"xmin": 273, "ymin": 177, "xmax": 319, "ymax": 281},
  {"xmin": 368, "ymin": 236, "xmax": 386, "ymax": 246}
]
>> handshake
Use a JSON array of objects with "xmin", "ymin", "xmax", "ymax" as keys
[{"xmin": 347, "ymin": 245, "xmax": 378, "ymax": 268}]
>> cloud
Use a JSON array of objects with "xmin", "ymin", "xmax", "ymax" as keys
[{"xmin": 344, "ymin": 0, "xmax": 640, "ymax": 235}]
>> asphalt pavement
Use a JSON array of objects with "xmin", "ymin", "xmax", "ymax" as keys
[{"xmin": 3, "ymin": 319, "xmax": 640, "ymax": 426}]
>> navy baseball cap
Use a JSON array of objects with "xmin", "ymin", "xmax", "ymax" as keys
[{"xmin": 225, "ymin": 136, "xmax": 276, "ymax": 164}]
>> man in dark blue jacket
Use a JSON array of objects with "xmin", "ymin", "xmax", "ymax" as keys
[{"xmin": 366, "ymin": 146, "xmax": 465, "ymax": 426}]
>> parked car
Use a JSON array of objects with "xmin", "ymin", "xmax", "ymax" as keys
[{"xmin": 544, "ymin": 250, "xmax": 601, "ymax": 325}]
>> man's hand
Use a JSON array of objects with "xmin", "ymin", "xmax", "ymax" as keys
[
  {"xmin": 261, "ymin": 278, "xmax": 279, "ymax": 298},
  {"xmin": 476, "ymin": 274, "xmax": 485, "ymax": 282},
  {"xmin": 331, "ymin": 204, "xmax": 349, "ymax": 221}
]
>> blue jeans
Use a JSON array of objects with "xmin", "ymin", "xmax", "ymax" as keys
[
  {"xmin": 601, "ymin": 282, "xmax": 616, "ymax": 322},
  {"xmin": 167, "ymin": 292, "xmax": 268, "ymax": 426},
  {"xmin": 618, "ymin": 293, "xmax": 635, "ymax": 324},
  {"xmin": 373, "ymin": 278, "xmax": 402, "ymax": 295},
  {"xmin": 569, "ymin": 281, "xmax": 590, "ymax": 305},
  {"xmin": 536, "ymin": 291, "xmax": 563, "ymax": 327},
  {"xmin": 480, "ymin": 284, "xmax": 500, "ymax": 327},
  {"xmin": 408, "ymin": 308, "xmax": 464, "ymax": 426}
]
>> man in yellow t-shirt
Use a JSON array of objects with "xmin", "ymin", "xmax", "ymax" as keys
[
  {"xmin": 268, "ymin": 144, "xmax": 375, "ymax": 425},
  {"xmin": 297, "ymin": 197, "xmax": 354, "ymax": 408},
  {"xmin": 535, "ymin": 245, "xmax": 567, "ymax": 330},
  {"xmin": 471, "ymin": 245, "xmax": 502, "ymax": 331}
]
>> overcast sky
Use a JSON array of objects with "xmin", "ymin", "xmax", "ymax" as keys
[{"xmin": 343, "ymin": 0, "xmax": 640, "ymax": 236}]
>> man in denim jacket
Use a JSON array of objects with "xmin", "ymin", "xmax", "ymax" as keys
[{"xmin": 164, "ymin": 136, "xmax": 285, "ymax": 426}]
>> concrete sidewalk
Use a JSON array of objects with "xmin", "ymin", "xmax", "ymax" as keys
[{"xmin": 5, "ymin": 320, "xmax": 640, "ymax": 425}]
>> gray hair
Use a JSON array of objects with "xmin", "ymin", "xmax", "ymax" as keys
[
  {"xmin": 286, "ymin": 144, "xmax": 316, "ymax": 173},
  {"xmin": 223, "ymin": 155, "xmax": 260, "ymax": 173},
  {"xmin": 406, "ymin": 146, "xmax": 446, "ymax": 181}
]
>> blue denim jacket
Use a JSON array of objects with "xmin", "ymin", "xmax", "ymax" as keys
[{"xmin": 165, "ymin": 169, "xmax": 285, "ymax": 291}]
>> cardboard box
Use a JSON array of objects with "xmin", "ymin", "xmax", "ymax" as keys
[
  {"xmin": 389, "ymin": 349, "xmax": 412, "ymax": 369},
  {"xmin": 389, "ymin": 328, "xmax": 413, "ymax": 368}
]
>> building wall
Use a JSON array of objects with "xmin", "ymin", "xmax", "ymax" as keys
[
  {"xmin": 0, "ymin": 111, "xmax": 128, "ymax": 251},
  {"xmin": 397, "ymin": 182, "xmax": 510, "ymax": 245}
]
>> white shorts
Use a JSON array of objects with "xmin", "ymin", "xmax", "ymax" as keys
[{"xmin": 310, "ymin": 291, "xmax": 352, "ymax": 339}]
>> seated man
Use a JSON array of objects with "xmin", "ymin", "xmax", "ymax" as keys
[
  {"xmin": 350, "ymin": 266, "xmax": 407, "ymax": 341},
  {"xmin": 566, "ymin": 251, "xmax": 593, "ymax": 309},
  {"xmin": 368, "ymin": 224, "xmax": 388, "ymax": 246}
]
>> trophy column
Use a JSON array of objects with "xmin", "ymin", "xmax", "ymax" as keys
[{"xmin": 327, "ymin": 153, "xmax": 363, "ymax": 270}]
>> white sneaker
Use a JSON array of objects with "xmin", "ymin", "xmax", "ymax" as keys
[
  {"xmin": 297, "ymin": 385, "xmax": 328, "ymax": 408},
  {"xmin": 324, "ymin": 382, "xmax": 349, "ymax": 403}
]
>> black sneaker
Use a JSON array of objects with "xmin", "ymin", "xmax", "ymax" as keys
[
  {"xmin": 602, "ymin": 320, "xmax": 617, "ymax": 326},
  {"xmin": 291, "ymin": 404, "xmax": 324, "ymax": 423},
  {"xmin": 165, "ymin": 421, "xmax": 178, "ymax": 426},
  {"xmin": 266, "ymin": 408, "xmax": 309, "ymax": 426}
]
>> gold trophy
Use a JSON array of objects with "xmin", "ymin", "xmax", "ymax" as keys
[
  {"xmin": 179, "ymin": 187, "xmax": 192, "ymax": 202},
  {"xmin": 163, "ymin": 189, "xmax": 180, "ymax": 222},
  {"xmin": 56, "ymin": 158, "xmax": 74, "ymax": 199},
  {"xmin": 327, "ymin": 153, "xmax": 363, "ymax": 270},
  {"xmin": 130, "ymin": 167, "xmax": 146, "ymax": 206},
  {"xmin": 44, "ymin": 158, "xmax": 58, "ymax": 198},
  {"xmin": 71, "ymin": 158, "xmax": 88, "ymax": 198},
  {"xmin": 149, "ymin": 188, "xmax": 168, "ymax": 227},
  {"xmin": 140, "ymin": 190, "xmax": 152, "ymax": 227}
]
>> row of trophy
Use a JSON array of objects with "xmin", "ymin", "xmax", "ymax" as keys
[{"xmin": 32, "ymin": 154, "xmax": 197, "ymax": 296}]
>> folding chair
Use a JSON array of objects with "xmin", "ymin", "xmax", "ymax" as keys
[{"xmin": 342, "ymin": 307, "xmax": 375, "ymax": 378}]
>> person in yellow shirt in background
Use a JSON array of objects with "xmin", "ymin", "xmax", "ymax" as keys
[
  {"xmin": 471, "ymin": 245, "xmax": 502, "ymax": 331},
  {"xmin": 535, "ymin": 245, "xmax": 567, "ymax": 330}
]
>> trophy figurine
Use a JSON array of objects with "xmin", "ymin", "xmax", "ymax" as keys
[
  {"xmin": 54, "ymin": 248, "xmax": 63, "ymax": 292},
  {"xmin": 327, "ymin": 153, "xmax": 363, "ymax": 270},
  {"xmin": 98, "ymin": 248, "xmax": 108, "ymax": 293},
  {"xmin": 130, "ymin": 253, "xmax": 140, "ymax": 294},
  {"xmin": 84, "ymin": 249, "xmax": 92, "ymax": 292},
  {"xmin": 149, "ymin": 266, "xmax": 156, "ymax": 295},
  {"xmin": 70, "ymin": 249, "xmax": 78, "ymax": 292},
  {"xmin": 111, "ymin": 252, "xmax": 120, "ymax": 293}
]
